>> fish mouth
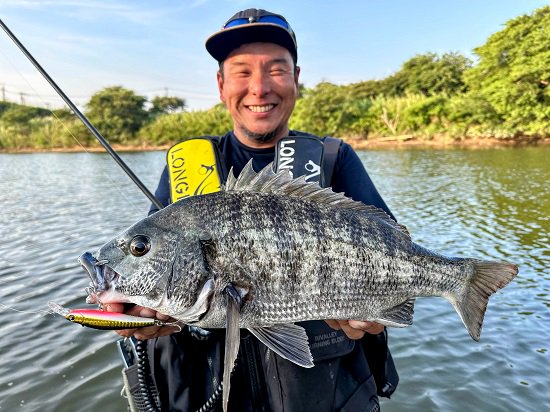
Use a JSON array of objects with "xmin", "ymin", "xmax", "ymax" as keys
[
  {"xmin": 79, "ymin": 251, "xmax": 125, "ymax": 305},
  {"xmin": 78, "ymin": 252, "xmax": 215, "ymax": 320}
]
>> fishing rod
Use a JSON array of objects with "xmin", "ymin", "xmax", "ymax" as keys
[{"xmin": 0, "ymin": 18, "xmax": 163, "ymax": 210}]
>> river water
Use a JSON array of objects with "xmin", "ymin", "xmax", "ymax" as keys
[{"xmin": 0, "ymin": 147, "xmax": 548, "ymax": 411}]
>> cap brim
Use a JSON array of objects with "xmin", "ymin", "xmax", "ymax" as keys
[{"xmin": 205, "ymin": 23, "xmax": 297, "ymax": 62}]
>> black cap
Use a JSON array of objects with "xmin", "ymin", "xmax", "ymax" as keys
[{"xmin": 205, "ymin": 8, "xmax": 297, "ymax": 63}]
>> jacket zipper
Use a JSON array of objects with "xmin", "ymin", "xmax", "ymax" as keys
[{"xmin": 242, "ymin": 335, "xmax": 267, "ymax": 411}]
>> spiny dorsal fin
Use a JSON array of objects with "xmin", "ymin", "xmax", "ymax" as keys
[
  {"xmin": 225, "ymin": 160, "xmax": 292, "ymax": 192},
  {"xmin": 225, "ymin": 160, "xmax": 410, "ymax": 237}
]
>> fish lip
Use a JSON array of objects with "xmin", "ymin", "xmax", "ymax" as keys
[
  {"xmin": 78, "ymin": 251, "xmax": 119, "ymax": 294},
  {"xmin": 79, "ymin": 252, "xmax": 102, "ymax": 289}
]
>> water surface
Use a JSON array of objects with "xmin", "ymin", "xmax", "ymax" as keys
[{"xmin": 0, "ymin": 147, "xmax": 548, "ymax": 411}]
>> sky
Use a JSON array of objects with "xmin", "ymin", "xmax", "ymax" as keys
[{"xmin": 0, "ymin": 0, "xmax": 547, "ymax": 111}]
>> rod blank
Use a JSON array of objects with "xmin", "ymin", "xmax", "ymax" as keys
[{"xmin": 0, "ymin": 18, "xmax": 163, "ymax": 210}]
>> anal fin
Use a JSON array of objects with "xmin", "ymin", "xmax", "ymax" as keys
[
  {"xmin": 375, "ymin": 298, "xmax": 415, "ymax": 327},
  {"xmin": 248, "ymin": 324, "xmax": 314, "ymax": 368}
]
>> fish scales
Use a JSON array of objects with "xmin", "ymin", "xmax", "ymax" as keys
[{"xmin": 173, "ymin": 190, "xmax": 468, "ymax": 326}]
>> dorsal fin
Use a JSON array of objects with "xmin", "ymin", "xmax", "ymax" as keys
[
  {"xmin": 225, "ymin": 160, "xmax": 410, "ymax": 237},
  {"xmin": 225, "ymin": 160, "xmax": 291, "ymax": 192}
]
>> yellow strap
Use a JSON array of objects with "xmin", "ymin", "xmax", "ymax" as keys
[{"xmin": 167, "ymin": 138, "xmax": 222, "ymax": 203}]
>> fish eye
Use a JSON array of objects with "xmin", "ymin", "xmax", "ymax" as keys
[{"xmin": 130, "ymin": 235, "xmax": 151, "ymax": 257}]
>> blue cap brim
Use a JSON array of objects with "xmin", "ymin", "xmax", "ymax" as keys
[{"xmin": 205, "ymin": 23, "xmax": 297, "ymax": 62}]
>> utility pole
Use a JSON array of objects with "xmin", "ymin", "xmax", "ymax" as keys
[
  {"xmin": 1, "ymin": 84, "xmax": 5, "ymax": 101},
  {"xmin": 19, "ymin": 91, "xmax": 25, "ymax": 105},
  {"xmin": 0, "ymin": 17, "xmax": 163, "ymax": 209}
]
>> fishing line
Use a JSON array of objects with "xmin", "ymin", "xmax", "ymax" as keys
[
  {"xmin": 0, "ymin": 28, "xmax": 153, "ymax": 216},
  {"xmin": 0, "ymin": 18, "xmax": 163, "ymax": 211},
  {"xmin": 0, "ymin": 302, "xmax": 53, "ymax": 317},
  {"xmin": 0, "ymin": 48, "xmax": 143, "ymax": 214},
  {"xmin": 0, "ymin": 46, "xmax": 88, "ymax": 150}
]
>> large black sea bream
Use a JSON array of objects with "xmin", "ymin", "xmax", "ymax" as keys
[{"xmin": 80, "ymin": 161, "xmax": 518, "ymax": 410}]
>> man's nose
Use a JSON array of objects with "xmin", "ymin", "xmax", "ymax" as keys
[{"xmin": 249, "ymin": 72, "xmax": 271, "ymax": 96}]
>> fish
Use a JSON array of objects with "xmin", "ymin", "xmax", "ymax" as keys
[{"xmin": 79, "ymin": 161, "xmax": 518, "ymax": 411}]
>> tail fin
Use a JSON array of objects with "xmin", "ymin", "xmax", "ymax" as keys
[{"xmin": 450, "ymin": 260, "xmax": 518, "ymax": 341}]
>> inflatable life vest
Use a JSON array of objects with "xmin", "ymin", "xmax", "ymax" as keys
[{"xmin": 166, "ymin": 135, "xmax": 341, "ymax": 202}]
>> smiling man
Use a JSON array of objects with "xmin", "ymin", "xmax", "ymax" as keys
[
  {"xmin": 109, "ymin": 8, "xmax": 398, "ymax": 411},
  {"xmin": 217, "ymin": 42, "xmax": 300, "ymax": 147}
]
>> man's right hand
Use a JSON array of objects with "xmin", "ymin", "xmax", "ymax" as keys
[{"xmin": 104, "ymin": 303, "xmax": 182, "ymax": 340}]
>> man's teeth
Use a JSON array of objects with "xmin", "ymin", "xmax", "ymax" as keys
[{"xmin": 248, "ymin": 104, "xmax": 274, "ymax": 113}]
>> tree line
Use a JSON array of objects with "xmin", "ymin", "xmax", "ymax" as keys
[{"xmin": 0, "ymin": 6, "xmax": 547, "ymax": 150}]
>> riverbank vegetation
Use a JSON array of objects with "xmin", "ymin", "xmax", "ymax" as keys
[{"xmin": 0, "ymin": 6, "xmax": 548, "ymax": 151}]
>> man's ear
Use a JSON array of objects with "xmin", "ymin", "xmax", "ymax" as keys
[{"xmin": 217, "ymin": 70, "xmax": 225, "ymax": 103}]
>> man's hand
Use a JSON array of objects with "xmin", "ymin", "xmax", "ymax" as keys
[
  {"xmin": 104, "ymin": 303, "xmax": 182, "ymax": 340},
  {"xmin": 325, "ymin": 319, "xmax": 384, "ymax": 340}
]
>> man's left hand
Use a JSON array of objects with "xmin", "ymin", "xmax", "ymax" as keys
[{"xmin": 325, "ymin": 320, "xmax": 384, "ymax": 339}]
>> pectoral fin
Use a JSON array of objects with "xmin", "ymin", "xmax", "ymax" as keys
[
  {"xmin": 248, "ymin": 324, "xmax": 314, "ymax": 368},
  {"xmin": 222, "ymin": 284, "xmax": 241, "ymax": 412},
  {"xmin": 375, "ymin": 298, "xmax": 415, "ymax": 327}
]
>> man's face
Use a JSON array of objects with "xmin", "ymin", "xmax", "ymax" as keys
[{"xmin": 217, "ymin": 42, "xmax": 300, "ymax": 148}]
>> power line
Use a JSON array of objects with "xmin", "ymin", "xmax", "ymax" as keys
[
  {"xmin": 2, "ymin": 83, "xmax": 214, "ymax": 99},
  {"xmin": 0, "ymin": 83, "xmax": 217, "ymax": 109}
]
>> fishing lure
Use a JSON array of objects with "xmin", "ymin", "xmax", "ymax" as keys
[{"xmin": 48, "ymin": 302, "xmax": 181, "ymax": 331}]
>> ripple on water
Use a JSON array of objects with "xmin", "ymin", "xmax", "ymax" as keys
[{"xmin": 2, "ymin": 149, "xmax": 549, "ymax": 411}]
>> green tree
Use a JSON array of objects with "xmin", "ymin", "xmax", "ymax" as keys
[
  {"xmin": 0, "ymin": 104, "xmax": 50, "ymax": 125},
  {"xmin": 0, "ymin": 105, "xmax": 51, "ymax": 144},
  {"xmin": 50, "ymin": 108, "xmax": 75, "ymax": 121},
  {"xmin": 346, "ymin": 80, "xmax": 385, "ymax": 100},
  {"xmin": 396, "ymin": 52, "xmax": 472, "ymax": 96},
  {"xmin": 465, "ymin": 6, "xmax": 550, "ymax": 135},
  {"xmin": 149, "ymin": 95, "xmax": 186, "ymax": 117},
  {"xmin": 446, "ymin": 93, "xmax": 501, "ymax": 137},
  {"xmin": 378, "ymin": 71, "xmax": 408, "ymax": 97},
  {"xmin": 0, "ymin": 101, "xmax": 15, "ymax": 118},
  {"xmin": 403, "ymin": 94, "xmax": 450, "ymax": 134},
  {"xmin": 86, "ymin": 86, "xmax": 147, "ymax": 143},
  {"xmin": 367, "ymin": 94, "xmax": 426, "ymax": 136},
  {"xmin": 290, "ymin": 82, "xmax": 369, "ymax": 136},
  {"xmin": 138, "ymin": 105, "xmax": 232, "ymax": 145}
]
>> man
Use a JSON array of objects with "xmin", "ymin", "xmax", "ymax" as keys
[{"xmin": 108, "ymin": 8, "xmax": 397, "ymax": 411}]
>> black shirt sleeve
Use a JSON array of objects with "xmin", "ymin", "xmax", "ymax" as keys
[
  {"xmin": 331, "ymin": 142, "xmax": 396, "ymax": 221},
  {"xmin": 149, "ymin": 166, "xmax": 171, "ymax": 215}
]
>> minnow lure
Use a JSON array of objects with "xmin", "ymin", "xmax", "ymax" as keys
[{"xmin": 48, "ymin": 302, "xmax": 180, "ymax": 330}]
